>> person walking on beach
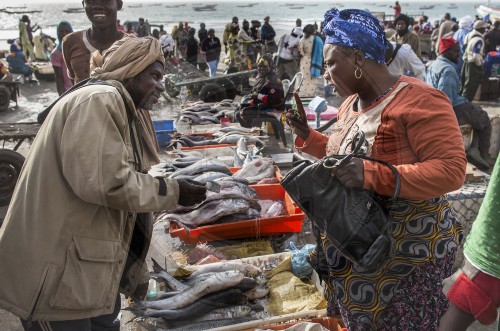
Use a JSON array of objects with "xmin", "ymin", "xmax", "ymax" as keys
[
  {"xmin": 461, "ymin": 20, "xmax": 487, "ymax": 102},
  {"xmin": 223, "ymin": 16, "xmax": 238, "ymax": 54},
  {"xmin": 51, "ymin": 21, "xmax": 74, "ymax": 95},
  {"xmin": 298, "ymin": 24, "xmax": 323, "ymax": 97},
  {"xmin": 287, "ymin": 8, "xmax": 465, "ymax": 330},
  {"xmin": 198, "ymin": 23, "xmax": 208, "ymax": 44},
  {"xmin": 426, "ymin": 36, "xmax": 494, "ymax": 169},
  {"xmin": 136, "ymin": 18, "xmax": 149, "ymax": 37},
  {"xmin": 160, "ymin": 31, "xmax": 175, "ymax": 59},
  {"xmin": 125, "ymin": 22, "xmax": 137, "ymax": 36},
  {"xmin": 186, "ymin": 27, "xmax": 199, "ymax": 68},
  {"xmin": 276, "ymin": 29, "xmax": 300, "ymax": 80},
  {"xmin": 437, "ymin": 13, "xmax": 455, "ymax": 55},
  {"xmin": 201, "ymin": 28, "xmax": 221, "ymax": 77},
  {"xmin": 62, "ymin": 0, "xmax": 126, "ymax": 83},
  {"xmin": 0, "ymin": 36, "xmax": 207, "ymax": 331},
  {"xmin": 390, "ymin": 14, "xmax": 421, "ymax": 58},
  {"xmin": 18, "ymin": 15, "xmax": 37, "ymax": 60},
  {"xmin": 485, "ymin": 20, "xmax": 500, "ymax": 53},
  {"xmin": 392, "ymin": 1, "xmax": 401, "ymax": 18},
  {"xmin": 260, "ymin": 16, "xmax": 277, "ymax": 55},
  {"xmin": 438, "ymin": 156, "xmax": 500, "ymax": 331}
]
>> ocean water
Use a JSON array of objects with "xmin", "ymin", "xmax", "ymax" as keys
[{"xmin": 0, "ymin": 0, "xmax": 485, "ymax": 51}]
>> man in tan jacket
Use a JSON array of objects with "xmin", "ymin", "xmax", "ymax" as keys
[{"xmin": 0, "ymin": 36, "xmax": 206, "ymax": 330}]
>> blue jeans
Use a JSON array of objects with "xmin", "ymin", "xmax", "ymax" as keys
[{"xmin": 207, "ymin": 59, "xmax": 219, "ymax": 77}]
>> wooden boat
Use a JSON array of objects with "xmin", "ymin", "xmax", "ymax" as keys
[
  {"xmin": 63, "ymin": 7, "xmax": 85, "ymax": 13},
  {"xmin": 477, "ymin": 4, "xmax": 500, "ymax": 20},
  {"xmin": 193, "ymin": 4, "xmax": 217, "ymax": 11}
]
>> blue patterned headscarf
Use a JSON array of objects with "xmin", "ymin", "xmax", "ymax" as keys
[{"xmin": 323, "ymin": 8, "xmax": 388, "ymax": 64}]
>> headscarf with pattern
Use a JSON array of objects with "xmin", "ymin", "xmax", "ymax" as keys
[{"xmin": 323, "ymin": 8, "xmax": 389, "ymax": 64}]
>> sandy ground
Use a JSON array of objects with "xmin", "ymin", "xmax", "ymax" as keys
[{"xmin": 1, "ymin": 77, "xmax": 499, "ymax": 330}]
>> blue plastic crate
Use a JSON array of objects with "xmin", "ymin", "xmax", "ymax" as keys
[{"xmin": 153, "ymin": 120, "xmax": 175, "ymax": 147}]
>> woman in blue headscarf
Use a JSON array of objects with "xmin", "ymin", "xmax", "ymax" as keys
[
  {"xmin": 51, "ymin": 21, "xmax": 73, "ymax": 95},
  {"xmin": 286, "ymin": 8, "xmax": 467, "ymax": 330}
]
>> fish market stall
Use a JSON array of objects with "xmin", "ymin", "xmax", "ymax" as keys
[{"xmin": 128, "ymin": 252, "xmax": 340, "ymax": 331}]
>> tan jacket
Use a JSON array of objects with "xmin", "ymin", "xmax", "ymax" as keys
[{"xmin": 0, "ymin": 81, "xmax": 179, "ymax": 321}]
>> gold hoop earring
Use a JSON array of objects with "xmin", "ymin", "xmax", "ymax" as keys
[{"xmin": 354, "ymin": 66, "xmax": 362, "ymax": 79}]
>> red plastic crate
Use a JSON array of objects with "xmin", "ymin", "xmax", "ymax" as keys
[{"xmin": 168, "ymin": 184, "xmax": 304, "ymax": 244}]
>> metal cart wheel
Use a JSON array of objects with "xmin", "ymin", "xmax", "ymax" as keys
[
  {"xmin": 199, "ymin": 83, "xmax": 227, "ymax": 102},
  {"xmin": 164, "ymin": 75, "xmax": 181, "ymax": 97},
  {"xmin": 0, "ymin": 85, "xmax": 11, "ymax": 112},
  {"xmin": 0, "ymin": 149, "xmax": 25, "ymax": 206}
]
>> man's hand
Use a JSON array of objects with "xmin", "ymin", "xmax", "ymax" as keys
[
  {"xmin": 177, "ymin": 179, "xmax": 207, "ymax": 206},
  {"xmin": 285, "ymin": 92, "xmax": 310, "ymax": 140},
  {"xmin": 130, "ymin": 282, "xmax": 149, "ymax": 302},
  {"xmin": 331, "ymin": 158, "xmax": 364, "ymax": 189}
]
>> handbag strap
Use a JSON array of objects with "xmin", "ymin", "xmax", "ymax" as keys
[{"xmin": 321, "ymin": 131, "xmax": 401, "ymax": 201}]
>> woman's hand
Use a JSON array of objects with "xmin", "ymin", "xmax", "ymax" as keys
[
  {"xmin": 285, "ymin": 92, "xmax": 310, "ymax": 140},
  {"xmin": 331, "ymin": 157, "xmax": 364, "ymax": 188}
]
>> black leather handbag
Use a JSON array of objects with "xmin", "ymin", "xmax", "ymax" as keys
[{"xmin": 281, "ymin": 131, "xmax": 401, "ymax": 272}]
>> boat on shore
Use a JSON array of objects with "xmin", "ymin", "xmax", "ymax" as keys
[{"xmin": 477, "ymin": 4, "xmax": 500, "ymax": 20}]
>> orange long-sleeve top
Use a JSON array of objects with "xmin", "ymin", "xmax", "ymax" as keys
[{"xmin": 295, "ymin": 76, "xmax": 467, "ymax": 200}]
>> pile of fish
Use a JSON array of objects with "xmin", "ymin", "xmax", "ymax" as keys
[
  {"xmin": 127, "ymin": 258, "xmax": 270, "ymax": 331},
  {"xmin": 168, "ymin": 127, "xmax": 266, "ymax": 150},
  {"xmin": 175, "ymin": 100, "xmax": 239, "ymax": 126},
  {"xmin": 157, "ymin": 172, "xmax": 285, "ymax": 230},
  {"xmin": 152, "ymin": 154, "xmax": 277, "ymax": 184}
]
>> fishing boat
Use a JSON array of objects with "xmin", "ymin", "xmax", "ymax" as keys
[
  {"xmin": 419, "ymin": 5, "xmax": 435, "ymax": 10},
  {"xmin": 477, "ymin": 4, "xmax": 500, "ymax": 20},
  {"xmin": 193, "ymin": 4, "xmax": 217, "ymax": 11},
  {"xmin": 63, "ymin": 7, "xmax": 85, "ymax": 13}
]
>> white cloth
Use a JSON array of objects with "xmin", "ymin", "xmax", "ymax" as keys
[
  {"xmin": 160, "ymin": 34, "xmax": 174, "ymax": 52},
  {"xmin": 278, "ymin": 33, "xmax": 300, "ymax": 60},
  {"xmin": 463, "ymin": 30, "xmax": 485, "ymax": 66},
  {"xmin": 387, "ymin": 42, "xmax": 425, "ymax": 80}
]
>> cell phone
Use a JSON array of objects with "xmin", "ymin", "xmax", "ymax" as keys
[{"xmin": 292, "ymin": 93, "xmax": 306, "ymax": 121}]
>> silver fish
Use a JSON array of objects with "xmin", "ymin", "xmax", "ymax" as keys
[
  {"xmin": 192, "ymin": 305, "xmax": 251, "ymax": 322},
  {"xmin": 130, "ymin": 270, "xmax": 244, "ymax": 310},
  {"xmin": 185, "ymin": 262, "xmax": 261, "ymax": 279},
  {"xmin": 164, "ymin": 199, "xmax": 252, "ymax": 228},
  {"xmin": 170, "ymin": 159, "xmax": 232, "ymax": 178},
  {"xmin": 193, "ymin": 172, "xmax": 231, "ymax": 184},
  {"xmin": 138, "ymin": 317, "xmax": 256, "ymax": 331},
  {"xmin": 127, "ymin": 289, "xmax": 247, "ymax": 319},
  {"xmin": 233, "ymin": 158, "xmax": 275, "ymax": 184},
  {"xmin": 236, "ymin": 137, "xmax": 249, "ymax": 161},
  {"xmin": 151, "ymin": 258, "xmax": 189, "ymax": 292},
  {"xmin": 170, "ymin": 182, "xmax": 257, "ymax": 213},
  {"xmin": 245, "ymin": 285, "xmax": 269, "ymax": 300}
]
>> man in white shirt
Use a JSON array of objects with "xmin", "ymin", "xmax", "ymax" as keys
[{"xmin": 386, "ymin": 41, "xmax": 425, "ymax": 80}]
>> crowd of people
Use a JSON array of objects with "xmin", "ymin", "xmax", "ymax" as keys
[{"xmin": 0, "ymin": 2, "xmax": 499, "ymax": 330}]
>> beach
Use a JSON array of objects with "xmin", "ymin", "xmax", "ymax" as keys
[{"xmin": 0, "ymin": 0, "xmax": 486, "ymax": 51}]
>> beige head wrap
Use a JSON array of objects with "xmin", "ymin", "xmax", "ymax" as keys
[
  {"xmin": 90, "ymin": 35, "xmax": 165, "ymax": 172},
  {"xmin": 90, "ymin": 35, "xmax": 165, "ymax": 81}
]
